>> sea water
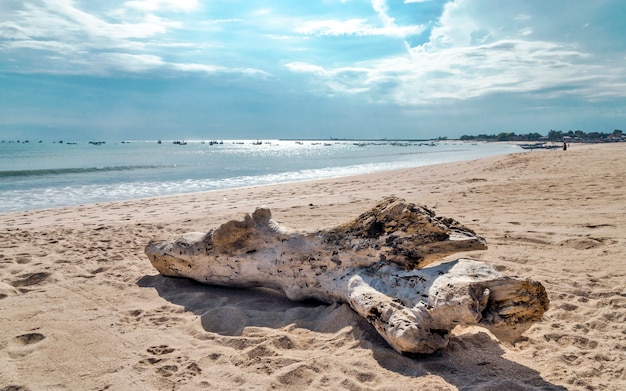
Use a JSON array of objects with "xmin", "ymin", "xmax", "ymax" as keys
[{"xmin": 0, "ymin": 140, "xmax": 520, "ymax": 213}]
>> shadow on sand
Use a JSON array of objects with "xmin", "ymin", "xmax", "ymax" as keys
[{"xmin": 138, "ymin": 274, "xmax": 566, "ymax": 390}]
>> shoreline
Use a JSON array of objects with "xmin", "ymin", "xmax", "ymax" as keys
[
  {"xmin": 2, "ymin": 142, "xmax": 625, "ymax": 390},
  {"xmin": 2, "ymin": 148, "xmax": 523, "ymax": 227},
  {"xmin": 0, "ymin": 140, "xmax": 520, "ymax": 214}
]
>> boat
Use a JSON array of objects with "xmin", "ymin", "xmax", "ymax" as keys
[{"xmin": 519, "ymin": 143, "xmax": 561, "ymax": 150}]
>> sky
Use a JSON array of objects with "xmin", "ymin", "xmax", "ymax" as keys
[{"xmin": 1, "ymin": 0, "xmax": 626, "ymax": 141}]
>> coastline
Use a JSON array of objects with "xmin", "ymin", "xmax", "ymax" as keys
[
  {"xmin": 0, "ymin": 140, "xmax": 519, "ymax": 214},
  {"xmin": 1, "ymin": 142, "xmax": 625, "ymax": 389}
]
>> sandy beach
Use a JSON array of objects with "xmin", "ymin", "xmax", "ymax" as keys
[{"xmin": 1, "ymin": 142, "xmax": 625, "ymax": 390}]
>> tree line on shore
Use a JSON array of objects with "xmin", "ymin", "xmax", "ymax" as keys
[{"xmin": 460, "ymin": 129, "xmax": 624, "ymax": 143}]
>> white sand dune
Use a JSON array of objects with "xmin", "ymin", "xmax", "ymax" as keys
[{"xmin": 1, "ymin": 143, "xmax": 625, "ymax": 390}]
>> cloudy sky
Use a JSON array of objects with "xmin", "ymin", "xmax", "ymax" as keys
[{"xmin": 1, "ymin": 0, "xmax": 625, "ymax": 141}]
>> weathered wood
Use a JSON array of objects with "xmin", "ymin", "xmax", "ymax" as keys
[{"xmin": 145, "ymin": 196, "xmax": 548, "ymax": 354}]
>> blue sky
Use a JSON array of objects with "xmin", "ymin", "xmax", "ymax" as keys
[{"xmin": 1, "ymin": 0, "xmax": 626, "ymax": 141}]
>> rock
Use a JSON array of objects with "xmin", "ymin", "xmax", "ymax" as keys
[{"xmin": 145, "ymin": 196, "xmax": 548, "ymax": 354}]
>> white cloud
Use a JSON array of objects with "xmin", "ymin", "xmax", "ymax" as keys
[
  {"xmin": 402, "ymin": 40, "xmax": 596, "ymax": 102},
  {"xmin": 371, "ymin": 0, "xmax": 425, "ymax": 47},
  {"xmin": 286, "ymin": 61, "xmax": 372, "ymax": 95},
  {"xmin": 519, "ymin": 27, "xmax": 533, "ymax": 36},
  {"xmin": 175, "ymin": 63, "xmax": 270, "ymax": 77},
  {"xmin": 295, "ymin": 0, "xmax": 425, "ymax": 39},
  {"xmin": 295, "ymin": 18, "xmax": 423, "ymax": 38},
  {"xmin": 1, "ymin": 0, "xmax": 173, "ymax": 49},
  {"xmin": 0, "ymin": 21, "xmax": 29, "ymax": 40},
  {"xmin": 251, "ymin": 8, "xmax": 272, "ymax": 17},
  {"xmin": 201, "ymin": 18, "xmax": 244, "ymax": 25},
  {"xmin": 123, "ymin": 0, "xmax": 199, "ymax": 13},
  {"xmin": 3, "ymin": 0, "xmax": 625, "ymax": 107},
  {"xmin": 371, "ymin": 0, "xmax": 395, "ymax": 28},
  {"xmin": 0, "ymin": 0, "xmax": 263, "ymax": 77},
  {"xmin": 295, "ymin": 19, "xmax": 368, "ymax": 36},
  {"xmin": 285, "ymin": 62, "xmax": 329, "ymax": 76},
  {"xmin": 62, "ymin": 52, "xmax": 270, "ymax": 77},
  {"xmin": 286, "ymin": 0, "xmax": 626, "ymax": 106},
  {"xmin": 3, "ymin": 39, "xmax": 80, "ymax": 56},
  {"xmin": 427, "ymin": 0, "xmax": 477, "ymax": 47},
  {"xmin": 94, "ymin": 53, "xmax": 165, "ymax": 72}
]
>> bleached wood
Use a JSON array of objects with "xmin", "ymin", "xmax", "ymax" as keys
[{"xmin": 145, "ymin": 196, "xmax": 548, "ymax": 354}]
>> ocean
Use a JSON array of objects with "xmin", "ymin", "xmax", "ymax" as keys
[{"xmin": 0, "ymin": 139, "xmax": 521, "ymax": 213}]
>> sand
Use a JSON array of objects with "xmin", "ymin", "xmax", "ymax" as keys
[{"xmin": 1, "ymin": 142, "xmax": 625, "ymax": 390}]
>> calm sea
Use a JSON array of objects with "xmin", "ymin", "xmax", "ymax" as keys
[{"xmin": 0, "ymin": 139, "xmax": 521, "ymax": 213}]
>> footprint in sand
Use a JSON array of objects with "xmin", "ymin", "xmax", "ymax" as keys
[
  {"xmin": 90, "ymin": 266, "xmax": 109, "ymax": 275},
  {"xmin": 137, "ymin": 345, "xmax": 202, "ymax": 383},
  {"xmin": 121, "ymin": 306, "xmax": 186, "ymax": 328},
  {"xmin": 559, "ymin": 237, "xmax": 605, "ymax": 250},
  {"xmin": 275, "ymin": 362, "xmax": 321, "ymax": 388},
  {"xmin": 0, "ymin": 281, "xmax": 19, "ymax": 300},
  {"xmin": 137, "ymin": 345, "xmax": 175, "ymax": 368},
  {"xmin": 1, "ymin": 385, "xmax": 30, "ymax": 391},
  {"xmin": 14, "ymin": 253, "xmax": 32, "ymax": 264},
  {"xmin": 8, "ymin": 332, "xmax": 46, "ymax": 359},
  {"xmin": 10, "ymin": 272, "xmax": 51, "ymax": 288},
  {"xmin": 147, "ymin": 345, "xmax": 175, "ymax": 355},
  {"xmin": 14, "ymin": 333, "xmax": 46, "ymax": 346}
]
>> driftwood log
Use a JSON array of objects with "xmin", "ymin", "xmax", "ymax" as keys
[{"xmin": 145, "ymin": 196, "xmax": 548, "ymax": 354}]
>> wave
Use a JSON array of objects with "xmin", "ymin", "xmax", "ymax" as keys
[
  {"xmin": 0, "ymin": 142, "xmax": 522, "ymax": 213},
  {"xmin": 0, "ymin": 165, "xmax": 171, "ymax": 178}
]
